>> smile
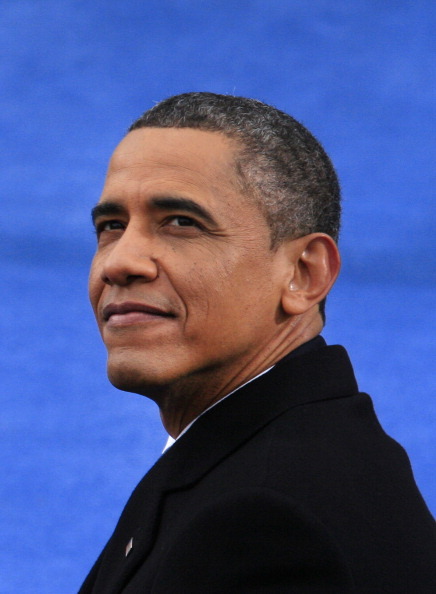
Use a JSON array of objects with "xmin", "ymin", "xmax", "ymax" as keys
[{"xmin": 102, "ymin": 302, "xmax": 175, "ymax": 326}]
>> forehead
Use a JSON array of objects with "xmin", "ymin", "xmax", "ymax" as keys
[{"xmin": 107, "ymin": 127, "xmax": 241, "ymax": 189}]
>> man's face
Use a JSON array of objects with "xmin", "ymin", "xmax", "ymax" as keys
[{"xmin": 89, "ymin": 128, "xmax": 290, "ymax": 398}]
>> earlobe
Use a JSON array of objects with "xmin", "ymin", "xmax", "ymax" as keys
[{"xmin": 281, "ymin": 233, "xmax": 340, "ymax": 316}]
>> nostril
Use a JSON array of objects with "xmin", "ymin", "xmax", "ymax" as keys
[
  {"xmin": 126, "ymin": 274, "xmax": 147, "ymax": 283},
  {"xmin": 102, "ymin": 275, "xmax": 113, "ymax": 286}
]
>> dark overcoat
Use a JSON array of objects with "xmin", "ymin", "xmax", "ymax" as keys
[{"xmin": 80, "ymin": 341, "xmax": 436, "ymax": 593}]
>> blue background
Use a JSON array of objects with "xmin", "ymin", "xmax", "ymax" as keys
[{"xmin": 1, "ymin": 1, "xmax": 434, "ymax": 592}]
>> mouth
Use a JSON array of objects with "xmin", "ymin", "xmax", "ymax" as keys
[{"xmin": 102, "ymin": 301, "xmax": 175, "ymax": 325}]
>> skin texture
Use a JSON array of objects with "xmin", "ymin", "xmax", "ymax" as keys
[{"xmin": 89, "ymin": 128, "xmax": 340, "ymax": 436}]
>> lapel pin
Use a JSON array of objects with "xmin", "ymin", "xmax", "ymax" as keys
[{"xmin": 125, "ymin": 537, "xmax": 134, "ymax": 557}]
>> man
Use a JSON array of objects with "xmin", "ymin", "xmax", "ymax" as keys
[{"xmin": 80, "ymin": 93, "xmax": 435, "ymax": 593}]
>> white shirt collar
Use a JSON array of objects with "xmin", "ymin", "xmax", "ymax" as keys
[{"xmin": 162, "ymin": 366, "xmax": 274, "ymax": 453}]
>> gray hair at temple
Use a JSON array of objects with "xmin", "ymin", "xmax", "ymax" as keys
[{"xmin": 129, "ymin": 92, "xmax": 341, "ymax": 321}]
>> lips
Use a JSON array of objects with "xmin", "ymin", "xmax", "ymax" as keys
[{"xmin": 102, "ymin": 301, "xmax": 174, "ymax": 322}]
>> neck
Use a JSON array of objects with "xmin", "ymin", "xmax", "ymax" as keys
[{"xmin": 155, "ymin": 309, "xmax": 323, "ymax": 438}]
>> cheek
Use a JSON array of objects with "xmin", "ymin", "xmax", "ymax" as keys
[
  {"xmin": 175, "ymin": 254, "xmax": 249, "ymax": 325},
  {"xmin": 172, "ymin": 259, "xmax": 228, "ymax": 323},
  {"xmin": 88, "ymin": 258, "xmax": 102, "ymax": 314}
]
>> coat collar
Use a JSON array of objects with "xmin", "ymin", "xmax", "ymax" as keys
[{"xmin": 159, "ymin": 343, "xmax": 358, "ymax": 490}]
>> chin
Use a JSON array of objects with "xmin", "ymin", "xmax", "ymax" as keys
[
  {"xmin": 107, "ymin": 368, "xmax": 144, "ymax": 394},
  {"xmin": 106, "ymin": 351, "xmax": 172, "ymax": 397}
]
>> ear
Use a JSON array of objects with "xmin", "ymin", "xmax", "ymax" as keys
[{"xmin": 280, "ymin": 233, "xmax": 340, "ymax": 316}]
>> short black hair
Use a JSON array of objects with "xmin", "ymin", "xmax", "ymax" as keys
[{"xmin": 129, "ymin": 92, "xmax": 341, "ymax": 321}]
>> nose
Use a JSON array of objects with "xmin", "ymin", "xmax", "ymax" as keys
[{"xmin": 100, "ymin": 227, "xmax": 159, "ymax": 286}]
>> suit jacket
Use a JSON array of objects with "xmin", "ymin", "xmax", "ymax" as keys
[{"xmin": 80, "ymin": 343, "xmax": 436, "ymax": 593}]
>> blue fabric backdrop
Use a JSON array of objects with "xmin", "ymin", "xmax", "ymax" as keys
[{"xmin": 1, "ymin": 1, "xmax": 434, "ymax": 592}]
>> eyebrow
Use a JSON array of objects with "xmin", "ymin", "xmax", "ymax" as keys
[
  {"xmin": 91, "ymin": 197, "xmax": 218, "ymax": 227},
  {"xmin": 91, "ymin": 201, "xmax": 126, "ymax": 226}
]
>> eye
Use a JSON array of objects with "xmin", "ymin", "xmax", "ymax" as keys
[
  {"xmin": 95, "ymin": 219, "xmax": 125, "ymax": 236},
  {"xmin": 167, "ymin": 215, "xmax": 200, "ymax": 228}
]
